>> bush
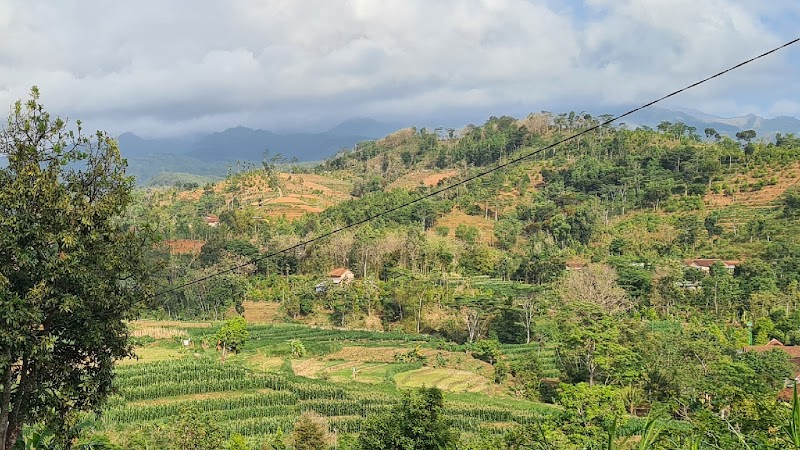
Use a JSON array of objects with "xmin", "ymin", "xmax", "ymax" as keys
[{"xmin": 291, "ymin": 413, "xmax": 330, "ymax": 450}]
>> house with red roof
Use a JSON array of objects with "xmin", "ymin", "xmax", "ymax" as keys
[
  {"xmin": 203, "ymin": 214, "xmax": 220, "ymax": 227},
  {"xmin": 327, "ymin": 268, "xmax": 355, "ymax": 284},
  {"xmin": 315, "ymin": 268, "xmax": 355, "ymax": 293},
  {"xmin": 684, "ymin": 258, "xmax": 740, "ymax": 273}
]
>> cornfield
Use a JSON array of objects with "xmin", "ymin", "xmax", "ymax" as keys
[{"xmin": 103, "ymin": 326, "xmax": 690, "ymax": 441}]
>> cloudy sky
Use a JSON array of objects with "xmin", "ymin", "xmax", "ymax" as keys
[{"xmin": 0, "ymin": 0, "xmax": 798, "ymax": 137}]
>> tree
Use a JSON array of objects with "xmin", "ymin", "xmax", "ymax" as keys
[
  {"xmin": 225, "ymin": 434, "xmax": 252, "ymax": 450},
  {"xmin": 356, "ymin": 387, "xmax": 457, "ymax": 450},
  {"xmin": 519, "ymin": 296, "xmax": 537, "ymax": 344},
  {"xmin": 557, "ymin": 383, "xmax": 625, "ymax": 441},
  {"xmin": 215, "ymin": 316, "xmax": 250, "ymax": 363},
  {"xmin": 0, "ymin": 88, "xmax": 156, "ymax": 449},
  {"xmin": 289, "ymin": 339, "xmax": 307, "ymax": 358},
  {"xmin": 165, "ymin": 409, "xmax": 226, "ymax": 450},
  {"xmin": 291, "ymin": 413, "xmax": 329, "ymax": 450},
  {"xmin": 393, "ymin": 278, "xmax": 434, "ymax": 333},
  {"xmin": 183, "ymin": 272, "xmax": 247, "ymax": 320},
  {"xmin": 560, "ymin": 264, "xmax": 631, "ymax": 315},
  {"xmin": 494, "ymin": 218, "xmax": 522, "ymax": 251},
  {"xmin": 462, "ymin": 306, "xmax": 492, "ymax": 344},
  {"xmin": 675, "ymin": 214, "xmax": 703, "ymax": 251},
  {"xmin": 735, "ymin": 130, "xmax": 757, "ymax": 144},
  {"xmin": 783, "ymin": 187, "xmax": 800, "ymax": 219},
  {"xmin": 455, "ymin": 224, "xmax": 480, "ymax": 244},
  {"xmin": 471, "ymin": 339, "xmax": 502, "ymax": 365},
  {"xmin": 704, "ymin": 127, "xmax": 720, "ymax": 141},
  {"xmin": 704, "ymin": 213, "xmax": 723, "ymax": 238},
  {"xmin": 262, "ymin": 429, "xmax": 287, "ymax": 450},
  {"xmin": 557, "ymin": 303, "xmax": 636, "ymax": 386},
  {"xmin": 702, "ymin": 262, "xmax": 741, "ymax": 317}
]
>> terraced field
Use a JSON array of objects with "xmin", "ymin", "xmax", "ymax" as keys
[
  {"xmin": 501, "ymin": 343, "xmax": 562, "ymax": 379},
  {"xmin": 103, "ymin": 324, "xmax": 560, "ymax": 445}
]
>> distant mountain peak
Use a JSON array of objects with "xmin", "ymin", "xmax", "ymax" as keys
[
  {"xmin": 325, "ymin": 117, "xmax": 400, "ymax": 138},
  {"xmin": 627, "ymin": 107, "xmax": 800, "ymax": 137}
]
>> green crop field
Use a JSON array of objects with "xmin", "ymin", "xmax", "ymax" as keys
[
  {"xmin": 101, "ymin": 322, "xmax": 692, "ymax": 447},
  {"xmin": 102, "ymin": 323, "xmax": 564, "ymax": 444}
]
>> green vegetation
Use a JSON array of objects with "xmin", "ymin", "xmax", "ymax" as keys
[
  {"xmin": 0, "ymin": 88, "xmax": 157, "ymax": 449},
  {"xmin": 98, "ymin": 326, "xmax": 566, "ymax": 447},
  {"xmin": 130, "ymin": 113, "xmax": 800, "ymax": 447},
  {"xmin": 6, "ymin": 93, "xmax": 800, "ymax": 448}
]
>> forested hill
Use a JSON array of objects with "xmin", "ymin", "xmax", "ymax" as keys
[
  {"xmin": 142, "ymin": 110, "xmax": 800, "ymax": 319},
  {"xmin": 119, "ymin": 109, "xmax": 800, "ymax": 184},
  {"xmin": 126, "ymin": 111, "xmax": 800, "ymax": 446}
]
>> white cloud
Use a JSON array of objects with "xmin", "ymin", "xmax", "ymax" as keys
[{"xmin": 0, "ymin": 0, "xmax": 796, "ymax": 137}]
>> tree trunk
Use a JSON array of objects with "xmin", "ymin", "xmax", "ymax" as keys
[
  {"xmin": 521, "ymin": 301, "xmax": 534, "ymax": 345},
  {"xmin": 0, "ymin": 349, "xmax": 12, "ymax": 450},
  {"xmin": 3, "ymin": 422, "xmax": 20, "ymax": 450},
  {"xmin": 416, "ymin": 296, "xmax": 423, "ymax": 334},
  {"xmin": 6, "ymin": 358, "xmax": 29, "ymax": 450}
]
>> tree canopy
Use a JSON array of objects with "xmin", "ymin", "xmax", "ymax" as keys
[{"xmin": 0, "ymin": 88, "xmax": 155, "ymax": 449}]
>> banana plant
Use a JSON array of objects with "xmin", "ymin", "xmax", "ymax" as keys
[
  {"xmin": 784, "ymin": 383, "xmax": 800, "ymax": 448},
  {"xmin": 635, "ymin": 416, "xmax": 664, "ymax": 450},
  {"xmin": 604, "ymin": 415, "xmax": 663, "ymax": 450},
  {"xmin": 14, "ymin": 426, "xmax": 56, "ymax": 450}
]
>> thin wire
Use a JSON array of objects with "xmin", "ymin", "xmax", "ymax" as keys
[{"xmin": 153, "ymin": 37, "xmax": 800, "ymax": 298}]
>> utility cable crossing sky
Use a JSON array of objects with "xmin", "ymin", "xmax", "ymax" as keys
[{"xmin": 152, "ymin": 36, "xmax": 800, "ymax": 299}]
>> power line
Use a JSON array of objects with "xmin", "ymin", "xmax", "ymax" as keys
[{"xmin": 153, "ymin": 36, "xmax": 800, "ymax": 298}]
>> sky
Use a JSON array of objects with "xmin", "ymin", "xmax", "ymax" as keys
[{"xmin": 0, "ymin": 0, "xmax": 798, "ymax": 138}]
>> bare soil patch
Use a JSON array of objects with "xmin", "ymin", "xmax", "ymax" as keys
[
  {"xmin": 387, "ymin": 170, "xmax": 459, "ymax": 190},
  {"xmin": 163, "ymin": 239, "xmax": 205, "ymax": 255},
  {"xmin": 291, "ymin": 358, "xmax": 330, "ymax": 378},
  {"xmin": 240, "ymin": 301, "xmax": 282, "ymax": 323},
  {"xmin": 131, "ymin": 320, "xmax": 212, "ymax": 329},
  {"xmin": 131, "ymin": 327, "xmax": 188, "ymax": 339},
  {"xmin": 434, "ymin": 209, "xmax": 496, "ymax": 243},
  {"xmin": 706, "ymin": 164, "xmax": 800, "ymax": 208},
  {"xmin": 324, "ymin": 347, "xmax": 408, "ymax": 363}
]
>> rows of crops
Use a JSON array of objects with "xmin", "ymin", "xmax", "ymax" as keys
[
  {"xmin": 500, "ymin": 343, "xmax": 561, "ymax": 378},
  {"xmin": 104, "ymin": 356, "xmax": 560, "ymax": 439},
  {"xmin": 243, "ymin": 323, "xmax": 433, "ymax": 345}
]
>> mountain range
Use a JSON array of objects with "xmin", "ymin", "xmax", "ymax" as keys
[
  {"xmin": 119, "ymin": 118, "xmax": 401, "ymax": 182},
  {"xmin": 623, "ymin": 106, "xmax": 800, "ymax": 137},
  {"xmin": 117, "ymin": 109, "xmax": 800, "ymax": 183},
  {"xmin": 118, "ymin": 118, "xmax": 401, "ymax": 161}
]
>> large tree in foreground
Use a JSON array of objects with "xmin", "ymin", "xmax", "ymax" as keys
[{"xmin": 0, "ymin": 88, "xmax": 155, "ymax": 449}]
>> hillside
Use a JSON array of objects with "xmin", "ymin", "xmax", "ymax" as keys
[
  {"xmin": 174, "ymin": 171, "xmax": 354, "ymax": 219},
  {"xmin": 119, "ymin": 108, "xmax": 800, "ymax": 185},
  {"xmin": 126, "ymin": 113, "xmax": 800, "ymax": 448},
  {"xmin": 106, "ymin": 321, "xmax": 670, "ymax": 448}
]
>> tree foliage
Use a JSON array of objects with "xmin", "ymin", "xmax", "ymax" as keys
[
  {"xmin": 0, "ymin": 88, "xmax": 156, "ymax": 449},
  {"xmin": 215, "ymin": 316, "xmax": 250, "ymax": 363},
  {"xmin": 356, "ymin": 387, "xmax": 457, "ymax": 450}
]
